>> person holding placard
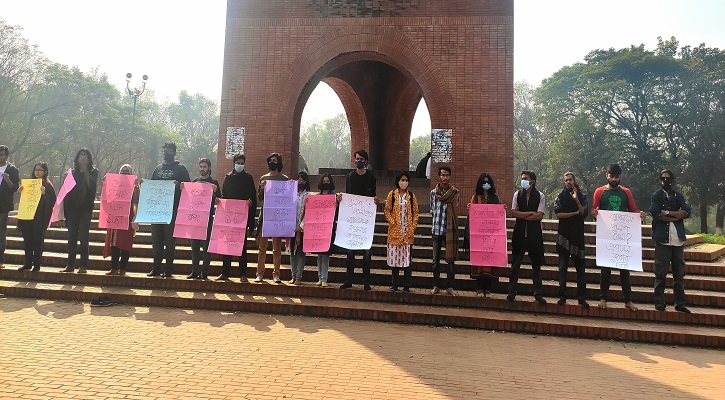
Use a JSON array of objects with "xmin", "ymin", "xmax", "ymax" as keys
[
  {"xmin": 60, "ymin": 148, "xmax": 98, "ymax": 274},
  {"xmin": 465, "ymin": 173, "xmax": 503, "ymax": 297},
  {"xmin": 591, "ymin": 163, "xmax": 644, "ymax": 311},
  {"xmin": 312, "ymin": 174, "xmax": 337, "ymax": 287},
  {"xmin": 147, "ymin": 142, "xmax": 191, "ymax": 278},
  {"xmin": 216, "ymin": 154, "xmax": 257, "ymax": 282},
  {"xmin": 508, "ymin": 170, "xmax": 547, "ymax": 305},
  {"xmin": 102, "ymin": 164, "xmax": 140, "ymax": 276},
  {"xmin": 0, "ymin": 145, "xmax": 20, "ymax": 269},
  {"xmin": 339, "ymin": 149, "xmax": 379, "ymax": 290},
  {"xmin": 17, "ymin": 162, "xmax": 56, "ymax": 272},
  {"xmin": 255, "ymin": 152, "xmax": 289, "ymax": 283},
  {"xmin": 649, "ymin": 169, "xmax": 692, "ymax": 313},
  {"xmin": 289, "ymin": 171, "xmax": 311, "ymax": 285},
  {"xmin": 554, "ymin": 172, "xmax": 589, "ymax": 308},
  {"xmin": 385, "ymin": 172, "xmax": 419, "ymax": 293},
  {"xmin": 430, "ymin": 166, "xmax": 460, "ymax": 296},
  {"xmin": 186, "ymin": 158, "xmax": 221, "ymax": 280}
]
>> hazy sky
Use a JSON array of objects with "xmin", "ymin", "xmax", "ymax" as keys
[{"xmin": 2, "ymin": 0, "xmax": 724, "ymax": 138}]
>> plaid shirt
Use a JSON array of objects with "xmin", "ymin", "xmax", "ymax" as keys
[{"xmin": 430, "ymin": 190, "xmax": 448, "ymax": 235}]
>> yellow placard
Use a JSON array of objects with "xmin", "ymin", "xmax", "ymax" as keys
[{"xmin": 17, "ymin": 179, "xmax": 43, "ymax": 220}]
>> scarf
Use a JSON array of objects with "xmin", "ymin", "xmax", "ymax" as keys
[{"xmin": 435, "ymin": 183, "xmax": 459, "ymax": 260}]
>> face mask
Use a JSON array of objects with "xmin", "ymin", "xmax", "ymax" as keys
[
  {"xmin": 608, "ymin": 180, "xmax": 619, "ymax": 188},
  {"xmin": 163, "ymin": 153, "xmax": 174, "ymax": 163},
  {"xmin": 399, "ymin": 181, "xmax": 409, "ymax": 190},
  {"xmin": 268, "ymin": 162, "xmax": 277, "ymax": 171},
  {"xmin": 234, "ymin": 164, "xmax": 244, "ymax": 173},
  {"xmin": 521, "ymin": 180, "xmax": 531, "ymax": 190},
  {"xmin": 320, "ymin": 183, "xmax": 331, "ymax": 191},
  {"xmin": 355, "ymin": 160, "xmax": 365, "ymax": 170},
  {"xmin": 661, "ymin": 181, "xmax": 672, "ymax": 190},
  {"xmin": 482, "ymin": 183, "xmax": 491, "ymax": 191}
]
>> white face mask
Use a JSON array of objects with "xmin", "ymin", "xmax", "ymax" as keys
[
  {"xmin": 399, "ymin": 181, "xmax": 409, "ymax": 190},
  {"xmin": 234, "ymin": 164, "xmax": 244, "ymax": 173}
]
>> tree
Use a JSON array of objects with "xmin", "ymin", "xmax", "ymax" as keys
[
  {"xmin": 299, "ymin": 113, "xmax": 351, "ymax": 173},
  {"xmin": 408, "ymin": 135, "xmax": 429, "ymax": 170},
  {"xmin": 163, "ymin": 91, "xmax": 220, "ymax": 166}
]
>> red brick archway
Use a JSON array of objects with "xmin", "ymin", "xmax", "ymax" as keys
[{"xmin": 218, "ymin": 0, "xmax": 514, "ymax": 206}]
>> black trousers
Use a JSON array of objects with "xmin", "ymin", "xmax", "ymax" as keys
[
  {"xmin": 111, "ymin": 247, "xmax": 130, "ymax": 270},
  {"xmin": 66, "ymin": 210, "xmax": 92, "ymax": 269},
  {"xmin": 508, "ymin": 238, "xmax": 544, "ymax": 297},
  {"xmin": 345, "ymin": 249, "xmax": 371, "ymax": 285},
  {"xmin": 21, "ymin": 223, "xmax": 45, "ymax": 268},
  {"xmin": 432, "ymin": 235, "xmax": 455, "ymax": 289},
  {"xmin": 151, "ymin": 223, "xmax": 176, "ymax": 274},
  {"xmin": 654, "ymin": 242, "xmax": 686, "ymax": 307},
  {"xmin": 222, "ymin": 235, "xmax": 248, "ymax": 277},
  {"xmin": 599, "ymin": 268, "xmax": 632, "ymax": 303},
  {"xmin": 557, "ymin": 250, "xmax": 587, "ymax": 301}
]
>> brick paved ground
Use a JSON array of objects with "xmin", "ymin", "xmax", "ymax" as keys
[{"xmin": 1, "ymin": 297, "xmax": 723, "ymax": 400}]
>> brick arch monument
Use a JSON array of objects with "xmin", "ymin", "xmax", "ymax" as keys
[{"xmin": 217, "ymin": 0, "xmax": 514, "ymax": 207}]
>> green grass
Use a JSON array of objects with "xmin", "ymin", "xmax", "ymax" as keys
[{"xmin": 693, "ymin": 234, "xmax": 725, "ymax": 245}]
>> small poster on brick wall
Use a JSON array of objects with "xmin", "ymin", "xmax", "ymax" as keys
[
  {"xmin": 431, "ymin": 128, "xmax": 452, "ymax": 163},
  {"xmin": 225, "ymin": 127, "xmax": 245, "ymax": 159}
]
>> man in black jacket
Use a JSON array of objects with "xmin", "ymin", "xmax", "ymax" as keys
[
  {"xmin": 0, "ymin": 145, "xmax": 20, "ymax": 269},
  {"xmin": 147, "ymin": 142, "xmax": 190, "ymax": 278},
  {"xmin": 216, "ymin": 154, "xmax": 257, "ymax": 282}
]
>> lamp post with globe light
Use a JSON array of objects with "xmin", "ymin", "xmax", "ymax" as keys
[{"xmin": 126, "ymin": 73, "xmax": 148, "ymax": 136}]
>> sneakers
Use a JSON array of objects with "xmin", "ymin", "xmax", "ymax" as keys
[
  {"xmin": 316, "ymin": 281, "xmax": 322, "ymax": 287},
  {"xmin": 60, "ymin": 267, "xmax": 74, "ymax": 273},
  {"xmin": 402, "ymin": 287, "xmax": 410, "ymax": 293},
  {"xmin": 388, "ymin": 286, "xmax": 398, "ymax": 292},
  {"xmin": 340, "ymin": 282, "xmax": 353, "ymax": 289},
  {"xmin": 320, "ymin": 282, "xmax": 328, "ymax": 287},
  {"xmin": 90, "ymin": 296, "xmax": 114, "ymax": 307},
  {"xmin": 253, "ymin": 275, "xmax": 264, "ymax": 283},
  {"xmin": 18, "ymin": 265, "xmax": 32, "ymax": 271},
  {"xmin": 106, "ymin": 269, "xmax": 118, "ymax": 275},
  {"xmin": 430, "ymin": 287, "xmax": 441, "ymax": 295},
  {"xmin": 534, "ymin": 295, "xmax": 547, "ymax": 305},
  {"xmin": 655, "ymin": 303, "xmax": 666, "ymax": 311},
  {"xmin": 273, "ymin": 276, "xmax": 282, "ymax": 284},
  {"xmin": 215, "ymin": 274, "xmax": 229, "ymax": 281},
  {"xmin": 147, "ymin": 270, "xmax": 161, "ymax": 277},
  {"xmin": 675, "ymin": 305, "xmax": 691, "ymax": 313},
  {"xmin": 557, "ymin": 297, "xmax": 567, "ymax": 305},
  {"xmin": 445, "ymin": 288, "xmax": 455, "ymax": 296}
]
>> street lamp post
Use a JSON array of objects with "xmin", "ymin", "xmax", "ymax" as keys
[{"xmin": 126, "ymin": 72, "xmax": 148, "ymax": 136}]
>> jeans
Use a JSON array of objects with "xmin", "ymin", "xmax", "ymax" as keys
[
  {"xmin": 256, "ymin": 236, "xmax": 282, "ymax": 278},
  {"xmin": 432, "ymin": 235, "xmax": 455, "ymax": 289},
  {"xmin": 190, "ymin": 239, "xmax": 211, "ymax": 277},
  {"xmin": 111, "ymin": 247, "xmax": 130, "ymax": 271},
  {"xmin": 508, "ymin": 239, "xmax": 544, "ymax": 297},
  {"xmin": 317, "ymin": 254, "xmax": 330, "ymax": 282},
  {"xmin": 654, "ymin": 242, "xmax": 686, "ymax": 307},
  {"xmin": 345, "ymin": 249, "xmax": 371, "ymax": 285},
  {"xmin": 558, "ymin": 250, "xmax": 587, "ymax": 301},
  {"xmin": 151, "ymin": 223, "xmax": 176, "ymax": 274},
  {"xmin": 290, "ymin": 248, "xmax": 305, "ymax": 280},
  {"xmin": 222, "ymin": 235, "xmax": 248, "ymax": 278},
  {"xmin": 0, "ymin": 211, "xmax": 8, "ymax": 263},
  {"xmin": 66, "ymin": 210, "xmax": 92, "ymax": 269},
  {"xmin": 599, "ymin": 268, "xmax": 632, "ymax": 303}
]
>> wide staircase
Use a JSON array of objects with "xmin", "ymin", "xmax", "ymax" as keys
[{"xmin": 2, "ymin": 204, "xmax": 724, "ymax": 348}]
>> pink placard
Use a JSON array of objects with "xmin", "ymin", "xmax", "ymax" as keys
[
  {"xmin": 207, "ymin": 199, "xmax": 250, "ymax": 256},
  {"xmin": 469, "ymin": 204, "xmax": 508, "ymax": 267},
  {"xmin": 302, "ymin": 194, "xmax": 337, "ymax": 253},
  {"xmin": 99, "ymin": 173, "xmax": 136, "ymax": 229},
  {"xmin": 173, "ymin": 182, "xmax": 213, "ymax": 240},
  {"xmin": 49, "ymin": 169, "xmax": 76, "ymax": 225}
]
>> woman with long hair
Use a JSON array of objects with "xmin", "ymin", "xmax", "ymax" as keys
[
  {"xmin": 466, "ymin": 173, "xmax": 504, "ymax": 297},
  {"xmin": 17, "ymin": 162, "xmax": 57, "ymax": 271},
  {"xmin": 384, "ymin": 171, "xmax": 419, "ymax": 292}
]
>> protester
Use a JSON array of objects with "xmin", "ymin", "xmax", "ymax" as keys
[
  {"xmin": 216, "ymin": 154, "xmax": 257, "ymax": 282},
  {"xmin": 256, "ymin": 152, "xmax": 289, "ymax": 283},
  {"xmin": 0, "ymin": 145, "xmax": 19, "ymax": 269},
  {"xmin": 592, "ymin": 163, "xmax": 644, "ymax": 311},
  {"xmin": 384, "ymin": 171, "xmax": 419, "ymax": 292},
  {"xmin": 312, "ymin": 174, "xmax": 336, "ymax": 287},
  {"xmin": 508, "ymin": 170, "xmax": 547, "ymax": 305},
  {"xmin": 102, "ymin": 164, "xmax": 140, "ymax": 276},
  {"xmin": 415, "ymin": 152, "xmax": 431, "ymax": 178},
  {"xmin": 147, "ymin": 142, "xmax": 191, "ymax": 278},
  {"xmin": 289, "ymin": 171, "xmax": 311, "ymax": 285},
  {"xmin": 61, "ymin": 148, "xmax": 98, "ymax": 274},
  {"xmin": 466, "ymin": 173, "xmax": 503, "ymax": 297},
  {"xmin": 17, "ymin": 162, "xmax": 56, "ymax": 272},
  {"xmin": 649, "ymin": 169, "xmax": 692, "ymax": 313},
  {"xmin": 339, "ymin": 149, "xmax": 379, "ymax": 290},
  {"xmin": 188, "ymin": 158, "xmax": 221, "ymax": 279},
  {"xmin": 430, "ymin": 166, "xmax": 459, "ymax": 296},
  {"xmin": 554, "ymin": 172, "xmax": 589, "ymax": 307}
]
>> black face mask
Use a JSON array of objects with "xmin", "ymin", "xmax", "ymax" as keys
[
  {"xmin": 661, "ymin": 182, "xmax": 672, "ymax": 191},
  {"xmin": 163, "ymin": 153, "xmax": 174, "ymax": 163},
  {"xmin": 320, "ymin": 183, "xmax": 331, "ymax": 190},
  {"xmin": 608, "ymin": 180, "xmax": 619, "ymax": 188},
  {"xmin": 268, "ymin": 162, "xmax": 277, "ymax": 171}
]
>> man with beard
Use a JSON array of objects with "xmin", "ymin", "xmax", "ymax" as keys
[
  {"xmin": 649, "ymin": 169, "xmax": 692, "ymax": 313},
  {"xmin": 591, "ymin": 163, "xmax": 644, "ymax": 311},
  {"xmin": 187, "ymin": 158, "xmax": 221, "ymax": 280},
  {"xmin": 429, "ymin": 166, "xmax": 460, "ymax": 296},
  {"xmin": 554, "ymin": 172, "xmax": 589, "ymax": 308}
]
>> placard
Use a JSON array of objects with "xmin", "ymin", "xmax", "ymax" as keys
[
  {"xmin": 225, "ymin": 127, "xmax": 245, "ymax": 159},
  {"xmin": 334, "ymin": 193, "xmax": 376, "ymax": 250},
  {"xmin": 431, "ymin": 128, "xmax": 453, "ymax": 163},
  {"xmin": 261, "ymin": 180, "xmax": 297, "ymax": 238},
  {"xmin": 49, "ymin": 169, "xmax": 75, "ymax": 224},
  {"xmin": 99, "ymin": 173, "xmax": 136, "ymax": 229},
  {"xmin": 17, "ymin": 179, "xmax": 43, "ymax": 220},
  {"xmin": 173, "ymin": 182, "xmax": 214, "ymax": 240},
  {"xmin": 302, "ymin": 194, "xmax": 337, "ymax": 253},
  {"xmin": 135, "ymin": 180, "xmax": 176, "ymax": 224},
  {"xmin": 207, "ymin": 199, "xmax": 250, "ymax": 256},
  {"xmin": 469, "ymin": 204, "xmax": 508, "ymax": 266},
  {"xmin": 595, "ymin": 210, "xmax": 643, "ymax": 271}
]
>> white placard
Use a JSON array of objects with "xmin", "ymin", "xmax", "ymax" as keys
[
  {"xmin": 225, "ymin": 127, "xmax": 245, "ymax": 159},
  {"xmin": 431, "ymin": 128, "xmax": 452, "ymax": 163},
  {"xmin": 333, "ymin": 193, "xmax": 376, "ymax": 250},
  {"xmin": 595, "ymin": 210, "xmax": 643, "ymax": 271}
]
